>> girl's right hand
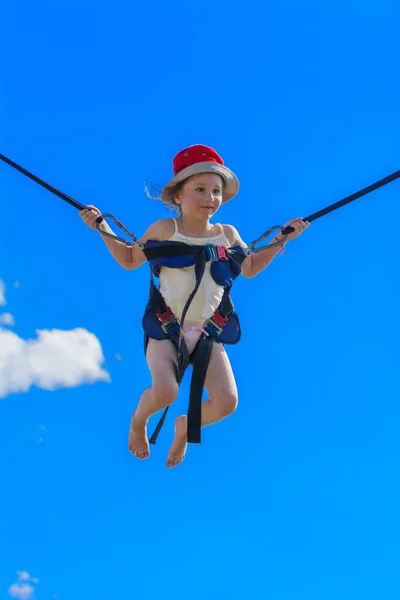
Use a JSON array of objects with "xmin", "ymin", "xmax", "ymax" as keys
[{"xmin": 78, "ymin": 205, "xmax": 102, "ymax": 230}]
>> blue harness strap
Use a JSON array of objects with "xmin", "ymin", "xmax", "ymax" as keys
[{"xmin": 141, "ymin": 240, "xmax": 246, "ymax": 444}]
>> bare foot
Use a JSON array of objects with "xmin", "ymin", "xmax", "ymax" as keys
[
  {"xmin": 166, "ymin": 415, "xmax": 188, "ymax": 468},
  {"xmin": 128, "ymin": 410, "xmax": 150, "ymax": 460}
]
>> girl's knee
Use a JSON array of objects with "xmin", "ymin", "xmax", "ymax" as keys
[
  {"xmin": 215, "ymin": 391, "xmax": 238, "ymax": 418},
  {"xmin": 151, "ymin": 381, "xmax": 179, "ymax": 409}
]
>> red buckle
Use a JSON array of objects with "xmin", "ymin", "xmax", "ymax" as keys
[
  {"xmin": 156, "ymin": 306, "xmax": 180, "ymax": 334},
  {"xmin": 216, "ymin": 245, "xmax": 229, "ymax": 261},
  {"xmin": 211, "ymin": 310, "xmax": 228, "ymax": 328},
  {"xmin": 156, "ymin": 306, "xmax": 174, "ymax": 324}
]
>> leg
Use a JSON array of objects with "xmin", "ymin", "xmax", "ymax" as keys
[
  {"xmin": 128, "ymin": 338, "xmax": 179, "ymax": 460},
  {"xmin": 202, "ymin": 342, "xmax": 239, "ymax": 425},
  {"xmin": 166, "ymin": 342, "xmax": 238, "ymax": 467}
]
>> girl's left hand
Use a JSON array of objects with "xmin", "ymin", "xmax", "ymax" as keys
[{"xmin": 277, "ymin": 217, "xmax": 310, "ymax": 243}]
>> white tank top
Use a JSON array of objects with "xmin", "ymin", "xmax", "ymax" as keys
[{"xmin": 158, "ymin": 219, "xmax": 229, "ymax": 330}]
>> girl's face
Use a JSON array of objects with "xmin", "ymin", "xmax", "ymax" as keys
[{"xmin": 174, "ymin": 173, "xmax": 223, "ymax": 220}]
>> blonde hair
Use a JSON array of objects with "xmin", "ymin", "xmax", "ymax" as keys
[
  {"xmin": 145, "ymin": 173, "xmax": 226, "ymax": 213},
  {"xmin": 144, "ymin": 180, "xmax": 183, "ymax": 214}
]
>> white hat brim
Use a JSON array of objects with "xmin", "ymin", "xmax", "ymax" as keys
[{"xmin": 161, "ymin": 162, "xmax": 239, "ymax": 204}]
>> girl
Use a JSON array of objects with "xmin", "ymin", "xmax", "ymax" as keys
[{"xmin": 79, "ymin": 144, "xmax": 309, "ymax": 468}]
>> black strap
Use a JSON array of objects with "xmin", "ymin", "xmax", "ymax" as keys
[
  {"xmin": 0, "ymin": 152, "xmax": 86, "ymax": 211},
  {"xmin": 179, "ymin": 249, "xmax": 206, "ymax": 334},
  {"xmin": 281, "ymin": 169, "xmax": 400, "ymax": 235},
  {"xmin": 148, "ymin": 403, "xmax": 170, "ymax": 444},
  {"xmin": 143, "ymin": 242, "xmax": 205, "ymax": 260},
  {"xmin": 143, "ymin": 240, "xmax": 246, "ymax": 264},
  {"xmin": 187, "ymin": 334, "xmax": 214, "ymax": 443},
  {"xmin": 218, "ymin": 286, "xmax": 233, "ymax": 318}
]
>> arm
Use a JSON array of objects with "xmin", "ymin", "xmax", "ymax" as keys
[
  {"xmin": 223, "ymin": 218, "xmax": 310, "ymax": 278},
  {"xmin": 99, "ymin": 218, "xmax": 174, "ymax": 270},
  {"xmin": 79, "ymin": 205, "xmax": 173, "ymax": 270},
  {"xmin": 223, "ymin": 224, "xmax": 277, "ymax": 278},
  {"xmin": 96, "ymin": 218, "xmax": 139, "ymax": 269},
  {"xmin": 241, "ymin": 234, "xmax": 284, "ymax": 278}
]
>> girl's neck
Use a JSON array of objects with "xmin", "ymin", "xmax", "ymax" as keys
[{"xmin": 178, "ymin": 215, "xmax": 216, "ymax": 238}]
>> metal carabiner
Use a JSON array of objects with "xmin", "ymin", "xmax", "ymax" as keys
[
  {"xmin": 247, "ymin": 225, "xmax": 288, "ymax": 254},
  {"xmin": 95, "ymin": 214, "xmax": 143, "ymax": 248}
]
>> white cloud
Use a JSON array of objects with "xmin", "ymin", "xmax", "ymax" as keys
[
  {"xmin": 0, "ymin": 312, "xmax": 15, "ymax": 326},
  {"xmin": 0, "ymin": 280, "xmax": 6, "ymax": 305},
  {"xmin": 8, "ymin": 583, "xmax": 34, "ymax": 600},
  {"xmin": 8, "ymin": 571, "xmax": 40, "ymax": 599},
  {"xmin": 0, "ymin": 327, "xmax": 110, "ymax": 399},
  {"xmin": 14, "ymin": 281, "xmax": 20, "ymax": 288},
  {"xmin": 114, "ymin": 353, "xmax": 123, "ymax": 361}
]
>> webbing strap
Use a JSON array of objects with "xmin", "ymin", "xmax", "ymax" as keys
[
  {"xmin": 143, "ymin": 242, "xmax": 204, "ymax": 260},
  {"xmin": 187, "ymin": 334, "xmax": 214, "ymax": 443}
]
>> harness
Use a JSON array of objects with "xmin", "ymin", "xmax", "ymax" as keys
[{"xmin": 141, "ymin": 240, "xmax": 247, "ymax": 444}]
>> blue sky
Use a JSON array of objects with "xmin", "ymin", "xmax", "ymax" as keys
[{"xmin": 1, "ymin": 0, "xmax": 399, "ymax": 598}]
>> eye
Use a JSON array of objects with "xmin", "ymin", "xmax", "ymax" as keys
[
  {"xmin": 196, "ymin": 187, "xmax": 205, "ymax": 192},
  {"xmin": 213, "ymin": 188, "xmax": 222, "ymax": 195}
]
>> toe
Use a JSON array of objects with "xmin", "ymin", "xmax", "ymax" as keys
[
  {"xmin": 140, "ymin": 447, "xmax": 150, "ymax": 459},
  {"xmin": 167, "ymin": 455, "xmax": 179, "ymax": 468}
]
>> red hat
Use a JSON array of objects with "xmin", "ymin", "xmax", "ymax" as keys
[{"xmin": 161, "ymin": 144, "xmax": 239, "ymax": 204}]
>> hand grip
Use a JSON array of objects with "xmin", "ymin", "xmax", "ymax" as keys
[{"xmin": 281, "ymin": 224, "xmax": 295, "ymax": 235}]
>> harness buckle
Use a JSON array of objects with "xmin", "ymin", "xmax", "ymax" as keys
[
  {"xmin": 204, "ymin": 309, "xmax": 229, "ymax": 337},
  {"xmin": 204, "ymin": 244, "xmax": 218, "ymax": 261},
  {"xmin": 205, "ymin": 244, "xmax": 229, "ymax": 262},
  {"xmin": 156, "ymin": 306, "xmax": 180, "ymax": 335},
  {"xmin": 216, "ymin": 245, "xmax": 229, "ymax": 261}
]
